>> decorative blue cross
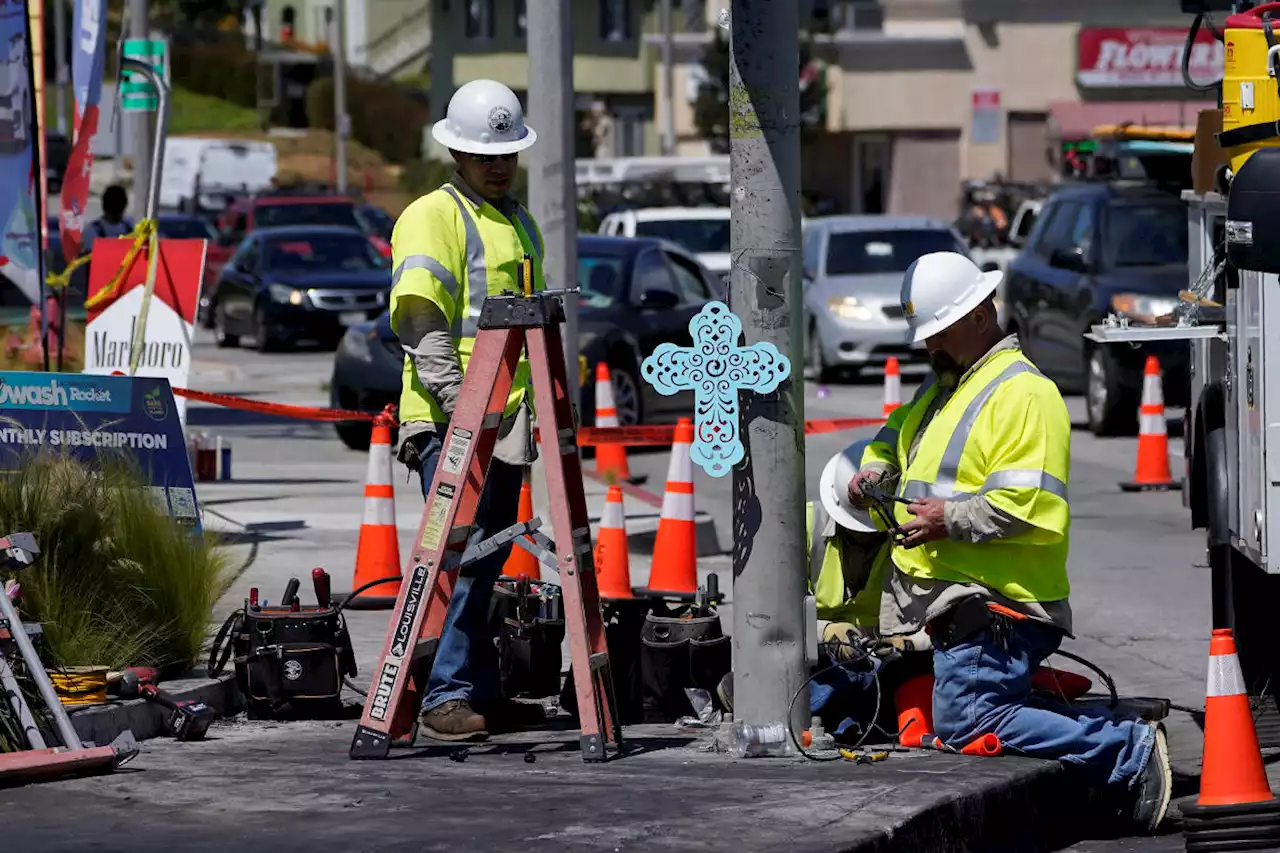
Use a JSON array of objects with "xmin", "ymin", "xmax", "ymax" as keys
[{"xmin": 640, "ymin": 302, "xmax": 791, "ymax": 478}]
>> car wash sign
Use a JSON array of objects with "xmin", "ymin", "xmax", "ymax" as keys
[{"xmin": 1077, "ymin": 27, "xmax": 1223, "ymax": 88}]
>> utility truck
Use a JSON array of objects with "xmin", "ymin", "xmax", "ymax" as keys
[{"xmin": 1088, "ymin": 0, "xmax": 1280, "ymax": 730}]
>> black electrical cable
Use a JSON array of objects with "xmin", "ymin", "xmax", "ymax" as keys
[
  {"xmin": 1183, "ymin": 14, "xmax": 1225, "ymax": 93},
  {"xmin": 334, "ymin": 574, "xmax": 410, "ymax": 697}
]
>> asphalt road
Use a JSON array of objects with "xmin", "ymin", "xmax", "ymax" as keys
[{"xmin": 14, "ymin": 331, "xmax": 1212, "ymax": 851}]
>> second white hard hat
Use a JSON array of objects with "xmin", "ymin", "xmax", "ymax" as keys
[
  {"xmin": 900, "ymin": 251, "xmax": 1002, "ymax": 344},
  {"xmin": 818, "ymin": 439, "xmax": 878, "ymax": 534},
  {"xmin": 432, "ymin": 79, "xmax": 538, "ymax": 156}
]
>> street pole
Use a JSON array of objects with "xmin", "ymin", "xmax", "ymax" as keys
[
  {"xmin": 728, "ymin": 1, "xmax": 807, "ymax": 732},
  {"xmin": 526, "ymin": 0, "xmax": 579, "ymax": 406},
  {"xmin": 127, "ymin": 0, "xmax": 151, "ymax": 220},
  {"xmin": 53, "ymin": 0, "xmax": 68, "ymax": 136},
  {"xmin": 333, "ymin": 0, "xmax": 349, "ymax": 193},
  {"xmin": 660, "ymin": 0, "xmax": 675, "ymax": 156}
]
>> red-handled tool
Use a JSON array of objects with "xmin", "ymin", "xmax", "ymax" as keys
[{"xmin": 312, "ymin": 568, "xmax": 331, "ymax": 609}]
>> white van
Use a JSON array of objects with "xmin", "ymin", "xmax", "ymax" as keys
[{"xmin": 160, "ymin": 138, "xmax": 278, "ymax": 212}]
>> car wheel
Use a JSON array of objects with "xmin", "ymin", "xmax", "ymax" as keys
[
  {"xmin": 805, "ymin": 320, "xmax": 835, "ymax": 384},
  {"xmin": 254, "ymin": 307, "xmax": 285, "ymax": 353},
  {"xmin": 1086, "ymin": 346, "xmax": 1139, "ymax": 437},
  {"xmin": 608, "ymin": 362, "xmax": 643, "ymax": 426},
  {"xmin": 334, "ymin": 421, "xmax": 372, "ymax": 451},
  {"xmin": 214, "ymin": 302, "xmax": 239, "ymax": 349}
]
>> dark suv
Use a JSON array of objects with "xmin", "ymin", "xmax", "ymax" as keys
[{"xmin": 1004, "ymin": 182, "xmax": 1189, "ymax": 436}]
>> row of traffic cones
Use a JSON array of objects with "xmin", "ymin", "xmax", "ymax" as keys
[{"xmin": 340, "ymin": 405, "xmax": 705, "ymax": 608}]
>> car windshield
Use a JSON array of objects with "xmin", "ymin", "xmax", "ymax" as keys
[
  {"xmin": 255, "ymin": 202, "xmax": 362, "ymax": 230},
  {"xmin": 633, "ymin": 218, "xmax": 729, "ymax": 255},
  {"xmin": 262, "ymin": 235, "xmax": 388, "ymax": 273},
  {"xmin": 824, "ymin": 229, "xmax": 963, "ymax": 276},
  {"xmin": 1104, "ymin": 203, "xmax": 1189, "ymax": 267},
  {"xmin": 357, "ymin": 206, "xmax": 395, "ymax": 240},
  {"xmin": 577, "ymin": 252, "xmax": 629, "ymax": 309},
  {"xmin": 158, "ymin": 217, "xmax": 217, "ymax": 241}
]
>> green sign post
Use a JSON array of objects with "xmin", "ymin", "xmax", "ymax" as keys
[{"xmin": 121, "ymin": 38, "xmax": 169, "ymax": 112}]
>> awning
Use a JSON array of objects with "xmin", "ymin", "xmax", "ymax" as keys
[{"xmin": 1047, "ymin": 101, "xmax": 1216, "ymax": 142}]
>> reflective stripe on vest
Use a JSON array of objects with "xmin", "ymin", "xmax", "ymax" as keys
[
  {"xmin": 392, "ymin": 254, "xmax": 463, "ymax": 337},
  {"xmin": 898, "ymin": 361, "xmax": 1068, "ymax": 504},
  {"xmin": 809, "ymin": 502, "xmax": 829, "ymax": 586}
]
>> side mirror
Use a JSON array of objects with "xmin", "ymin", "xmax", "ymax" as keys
[
  {"xmin": 1050, "ymin": 247, "xmax": 1090, "ymax": 274},
  {"xmin": 639, "ymin": 288, "xmax": 680, "ymax": 310},
  {"xmin": 980, "ymin": 260, "xmax": 1000, "ymax": 273}
]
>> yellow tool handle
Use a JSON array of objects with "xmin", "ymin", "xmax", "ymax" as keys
[{"xmin": 520, "ymin": 254, "xmax": 533, "ymax": 296}]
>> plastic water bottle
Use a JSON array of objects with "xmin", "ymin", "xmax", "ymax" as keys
[{"xmin": 726, "ymin": 720, "xmax": 794, "ymax": 758}]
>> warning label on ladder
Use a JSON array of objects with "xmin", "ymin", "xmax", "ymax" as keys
[
  {"xmin": 419, "ymin": 483, "xmax": 455, "ymax": 552},
  {"xmin": 442, "ymin": 428, "xmax": 473, "ymax": 476}
]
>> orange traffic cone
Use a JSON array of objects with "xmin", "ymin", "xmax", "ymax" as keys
[
  {"xmin": 501, "ymin": 472, "xmax": 540, "ymax": 580},
  {"xmin": 340, "ymin": 412, "xmax": 402, "ymax": 610},
  {"xmin": 594, "ymin": 485, "xmax": 634, "ymax": 599},
  {"xmin": 895, "ymin": 673, "xmax": 934, "ymax": 748},
  {"xmin": 593, "ymin": 362, "xmax": 631, "ymax": 483},
  {"xmin": 883, "ymin": 357, "xmax": 902, "ymax": 417},
  {"xmin": 1120, "ymin": 356, "xmax": 1181, "ymax": 492},
  {"xmin": 1031, "ymin": 666, "xmax": 1092, "ymax": 702},
  {"xmin": 643, "ymin": 418, "xmax": 697, "ymax": 596}
]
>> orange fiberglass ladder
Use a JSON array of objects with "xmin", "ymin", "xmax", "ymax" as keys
[{"xmin": 349, "ymin": 268, "xmax": 622, "ymax": 762}]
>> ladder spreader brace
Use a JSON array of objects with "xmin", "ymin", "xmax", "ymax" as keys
[{"xmin": 350, "ymin": 289, "xmax": 623, "ymax": 762}]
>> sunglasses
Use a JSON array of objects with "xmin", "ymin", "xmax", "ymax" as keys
[{"xmin": 468, "ymin": 153, "xmax": 518, "ymax": 164}]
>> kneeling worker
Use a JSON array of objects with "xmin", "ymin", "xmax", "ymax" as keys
[{"xmin": 846, "ymin": 251, "xmax": 1170, "ymax": 832}]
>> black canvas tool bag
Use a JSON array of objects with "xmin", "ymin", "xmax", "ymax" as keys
[
  {"xmin": 209, "ymin": 604, "xmax": 357, "ymax": 717},
  {"xmin": 639, "ymin": 605, "xmax": 731, "ymax": 723},
  {"xmin": 490, "ymin": 578, "xmax": 565, "ymax": 700}
]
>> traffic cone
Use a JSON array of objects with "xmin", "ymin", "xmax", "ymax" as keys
[
  {"xmin": 1031, "ymin": 666, "xmax": 1092, "ymax": 702},
  {"xmin": 340, "ymin": 411, "xmax": 402, "ymax": 610},
  {"xmin": 594, "ymin": 486, "xmax": 634, "ymax": 599},
  {"xmin": 643, "ymin": 418, "xmax": 698, "ymax": 596},
  {"xmin": 593, "ymin": 362, "xmax": 631, "ymax": 483},
  {"xmin": 1195, "ymin": 629, "xmax": 1275, "ymax": 808},
  {"xmin": 883, "ymin": 357, "xmax": 902, "ymax": 417},
  {"xmin": 895, "ymin": 673, "xmax": 934, "ymax": 748},
  {"xmin": 501, "ymin": 471, "xmax": 541, "ymax": 580},
  {"xmin": 1120, "ymin": 356, "xmax": 1181, "ymax": 492}
]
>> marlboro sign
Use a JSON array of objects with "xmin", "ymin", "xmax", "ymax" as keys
[
  {"xmin": 1077, "ymin": 27, "xmax": 1223, "ymax": 88},
  {"xmin": 82, "ymin": 238, "xmax": 207, "ymax": 423}
]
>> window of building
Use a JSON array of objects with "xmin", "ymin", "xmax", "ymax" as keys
[
  {"xmin": 466, "ymin": 0, "xmax": 495, "ymax": 39},
  {"xmin": 514, "ymin": 0, "xmax": 526, "ymax": 37},
  {"xmin": 600, "ymin": 0, "xmax": 630, "ymax": 42}
]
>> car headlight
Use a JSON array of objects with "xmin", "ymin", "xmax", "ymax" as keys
[
  {"xmin": 267, "ymin": 283, "xmax": 307, "ymax": 306},
  {"xmin": 339, "ymin": 326, "xmax": 375, "ymax": 363},
  {"xmin": 1111, "ymin": 293, "xmax": 1179, "ymax": 324},
  {"xmin": 826, "ymin": 296, "xmax": 874, "ymax": 321}
]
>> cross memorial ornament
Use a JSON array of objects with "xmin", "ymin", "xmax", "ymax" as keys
[{"xmin": 640, "ymin": 302, "xmax": 791, "ymax": 478}]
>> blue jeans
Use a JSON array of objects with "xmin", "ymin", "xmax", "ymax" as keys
[
  {"xmin": 412, "ymin": 434, "xmax": 525, "ymax": 712},
  {"xmin": 932, "ymin": 618, "xmax": 1156, "ymax": 789},
  {"xmin": 810, "ymin": 654, "xmax": 882, "ymax": 739}
]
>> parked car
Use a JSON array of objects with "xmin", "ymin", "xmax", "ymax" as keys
[
  {"xmin": 156, "ymin": 212, "xmax": 231, "ymax": 290},
  {"xmin": 801, "ymin": 215, "xmax": 971, "ymax": 382},
  {"xmin": 356, "ymin": 204, "xmax": 396, "ymax": 242},
  {"xmin": 1003, "ymin": 181, "xmax": 1190, "ymax": 436},
  {"xmin": 329, "ymin": 234, "xmax": 721, "ymax": 450},
  {"xmin": 598, "ymin": 207, "xmax": 730, "ymax": 278},
  {"xmin": 209, "ymin": 225, "xmax": 392, "ymax": 352}
]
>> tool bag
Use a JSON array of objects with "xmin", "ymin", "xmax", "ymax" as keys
[
  {"xmin": 209, "ymin": 604, "xmax": 357, "ymax": 718},
  {"xmin": 639, "ymin": 605, "xmax": 731, "ymax": 723},
  {"xmin": 560, "ymin": 598, "xmax": 652, "ymax": 726},
  {"xmin": 490, "ymin": 578, "xmax": 565, "ymax": 700}
]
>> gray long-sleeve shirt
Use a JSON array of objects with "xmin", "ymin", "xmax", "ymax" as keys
[{"xmin": 865, "ymin": 335, "xmax": 1073, "ymax": 637}]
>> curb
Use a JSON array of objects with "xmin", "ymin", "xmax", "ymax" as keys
[{"xmin": 67, "ymin": 674, "xmax": 244, "ymax": 747}]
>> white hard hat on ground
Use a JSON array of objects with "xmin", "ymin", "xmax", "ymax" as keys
[
  {"xmin": 432, "ymin": 79, "xmax": 538, "ymax": 156},
  {"xmin": 900, "ymin": 251, "xmax": 1002, "ymax": 344},
  {"xmin": 819, "ymin": 439, "xmax": 878, "ymax": 534}
]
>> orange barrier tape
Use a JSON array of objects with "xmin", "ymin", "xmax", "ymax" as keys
[{"xmin": 170, "ymin": 386, "xmax": 378, "ymax": 423}]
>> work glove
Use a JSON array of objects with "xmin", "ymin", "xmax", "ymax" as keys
[
  {"xmin": 846, "ymin": 468, "xmax": 887, "ymax": 510},
  {"xmin": 820, "ymin": 621, "xmax": 862, "ymax": 663}
]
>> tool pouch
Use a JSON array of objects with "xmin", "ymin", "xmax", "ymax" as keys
[
  {"xmin": 209, "ymin": 604, "xmax": 357, "ymax": 719},
  {"xmin": 560, "ymin": 598, "xmax": 651, "ymax": 725},
  {"xmin": 926, "ymin": 596, "xmax": 995, "ymax": 652},
  {"xmin": 489, "ymin": 578, "xmax": 565, "ymax": 700},
  {"xmin": 639, "ymin": 607, "xmax": 731, "ymax": 723}
]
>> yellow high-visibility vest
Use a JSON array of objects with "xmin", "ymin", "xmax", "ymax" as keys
[
  {"xmin": 806, "ymin": 501, "xmax": 887, "ymax": 628},
  {"xmin": 389, "ymin": 180, "xmax": 545, "ymax": 424},
  {"xmin": 861, "ymin": 349, "xmax": 1071, "ymax": 603}
]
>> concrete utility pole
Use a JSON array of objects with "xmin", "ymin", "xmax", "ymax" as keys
[
  {"xmin": 659, "ymin": 0, "xmax": 675, "ymax": 155},
  {"xmin": 333, "ymin": 0, "xmax": 349, "ymax": 193},
  {"xmin": 526, "ymin": 0, "xmax": 579, "ymax": 405},
  {"xmin": 728, "ymin": 0, "xmax": 807, "ymax": 731},
  {"xmin": 128, "ymin": 0, "xmax": 151, "ymax": 219},
  {"xmin": 53, "ymin": 0, "xmax": 68, "ymax": 135}
]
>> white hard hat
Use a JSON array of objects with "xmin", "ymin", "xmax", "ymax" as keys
[
  {"xmin": 818, "ymin": 439, "xmax": 878, "ymax": 534},
  {"xmin": 432, "ymin": 79, "xmax": 538, "ymax": 156},
  {"xmin": 900, "ymin": 251, "xmax": 1002, "ymax": 344}
]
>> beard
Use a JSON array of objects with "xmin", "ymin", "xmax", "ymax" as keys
[{"xmin": 928, "ymin": 350, "xmax": 962, "ymax": 386}]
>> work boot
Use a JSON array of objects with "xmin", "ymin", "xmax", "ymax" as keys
[
  {"xmin": 420, "ymin": 699, "xmax": 488, "ymax": 742},
  {"xmin": 1132, "ymin": 721, "xmax": 1172, "ymax": 833},
  {"xmin": 472, "ymin": 699, "xmax": 545, "ymax": 733},
  {"xmin": 716, "ymin": 672, "xmax": 733, "ymax": 714}
]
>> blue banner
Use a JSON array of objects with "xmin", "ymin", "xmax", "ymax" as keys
[
  {"xmin": 0, "ymin": 372, "xmax": 202, "ymax": 533},
  {"xmin": 0, "ymin": 1, "xmax": 40, "ymax": 305},
  {"xmin": 61, "ymin": 0, "xmax": 107, "ymax": 260}
]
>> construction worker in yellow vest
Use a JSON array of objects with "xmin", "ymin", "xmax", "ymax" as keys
[
  {"xmin": 389, "ymin": 79, "xmax": 547, "ymax": 743},
  {"xmin": 844, "ymin": 251, "xmax": 1171, "ymax": 834}
]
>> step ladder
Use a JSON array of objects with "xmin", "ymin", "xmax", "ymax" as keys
[{"xmin": 350, "ymin": 285, "xmax": 622, "ymax": 762}]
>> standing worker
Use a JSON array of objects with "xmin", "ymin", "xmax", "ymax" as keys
[
  {"xmin": 845, "ymin": 252, "xmax": 1172, "ymax": 833},
  {"xmin": 389, "ymin": 79, "xmax": 547, "ymax": 742}
]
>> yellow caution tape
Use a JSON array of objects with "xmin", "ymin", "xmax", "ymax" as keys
[{"xmin": 48, "ymin": 219, "xmax": 157, "ymax": 312}]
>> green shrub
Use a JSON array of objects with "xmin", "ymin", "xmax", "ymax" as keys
[
  {"xmin": 168, "ymin": 33, "xmax": 259, "ymax": 110},
  {"xmin": 0, "ymin": 452, "xmax": 231, "ymax": 670},
  {"xmin": 307, "ymin": 75, "xmax": 430, "ymax": 165}
]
